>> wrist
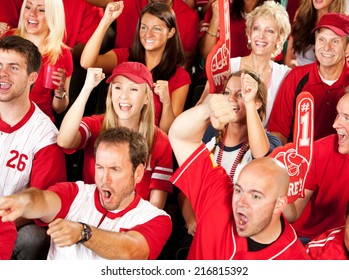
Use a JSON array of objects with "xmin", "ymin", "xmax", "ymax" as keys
[
  {"xmin": 77, "ymin": 222, "xmax": 92, "ymax": 244},
  {"xmin": 206, "ymin": 29, "xmax": 218, "ymax": 37},
  {"xmin": 54, "ymin": 89, "xmax": 67, "ymax": 99}
]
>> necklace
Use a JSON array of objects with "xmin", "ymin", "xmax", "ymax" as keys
[{"xmin": 216, "ymin": 131, "xmax": 247, "ymax": 182}]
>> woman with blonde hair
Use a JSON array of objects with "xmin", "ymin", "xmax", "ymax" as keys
[
  {"xmin": 57, "ymin": 63, "xmax": 173, "ymax": 209},
  {"xmin": 10, "ymin": 0, "xmax": 73, "ymax": 123},
  {"xmin": 81, "ymin": 1, "xmax": 191, "ymax": 134},
  {"xmin": 199, "ymin": 1, "xmax": 291, "ymax": 127},
  {"xmin": 285, "ymin": 0, "xmax": 346, "ymax": 68}
]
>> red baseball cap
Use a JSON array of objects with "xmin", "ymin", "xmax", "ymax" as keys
[
  {"xmin": 312, "ymin": 13, "xmax": 349, "ymax": 36},
  {"xmin": 106, "ymin": 62, "xmax": 153, "ymax": 88}
]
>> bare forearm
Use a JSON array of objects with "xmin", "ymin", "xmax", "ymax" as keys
[
  {"xmin": 245, "ymin": 104, "xmax": 269, "ymax": 158},
  {"xmin": 84, "ymin": 228, "xmax": 149, "ymax": 259},
  {"xmin": 57, "ymin": 85, "xmax": 93, "ymax": 148},
  {"xmin": 80, "ymin": 19, "xmax": 111, "ymax": 69}
]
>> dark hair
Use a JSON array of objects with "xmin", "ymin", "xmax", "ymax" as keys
[
  {"xmin": 129, "ymin": 2, "xmax": 185, "ymax": 82},
  {"xmin": 231, "ymin": 0, "xmax": 277, "ymax": 19},
  {"xmin": 0, "ymin": 35, "xmax": 42, "ymax": 74},
  {"xmin": 94, "ymin": 127, "xmax": 148, "ymax": 172}
]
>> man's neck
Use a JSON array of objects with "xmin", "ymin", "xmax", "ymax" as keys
[
  {"xmin": 0, "ymin": 99, "xmax": 31, "ymax": 127},
  {"xmin": 318, "ymin": 60, "xmax": 345, "ymax": 81}
]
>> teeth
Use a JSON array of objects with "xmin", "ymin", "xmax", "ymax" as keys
[
  {"xmin": 0, "ymin": 82, "xmax": 10, "ymax": 89},
  {"xmin": 28, "ymin": 20, "xmax": 38, "ymax": 24},
  {"xmin": 119, "ymin": 103, "xmax": 131, "ymax": 107}
]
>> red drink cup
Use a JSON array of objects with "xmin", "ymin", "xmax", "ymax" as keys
[{"xmin": 43, "ymin": 64, "xmax": 60, "ymax": 90}]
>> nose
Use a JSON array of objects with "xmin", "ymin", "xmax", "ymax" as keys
[
  {"xmin": 0, "ymin": 67, "xmax": 8, "ymax": 77},
  {"xmin": 236, "ymin": 193, "xmax": 249, "ymax": 208},
  {"xmin": 101, "ymin": 170, "xmax": 111, "ymax": 185},
  {"xmin": 333, "ymin": 114, "xmax": 340, "ymax": 129}
]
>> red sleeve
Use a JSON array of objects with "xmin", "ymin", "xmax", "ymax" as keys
[
  {"xmin": 131, "ymin": 215, "xmax": 172, "ymax": 260},
  {"xmin": 267, "ymin": 71, "xmax": 297, "ymax": 140},
  {"xmin": 0, "ymin": 220, "xmax": 17, "ymax": 260},
  {"xmin": 168, "ymin": 66, "xmax": 191, "ymax": 94},
  {"xmin": 113, "ymin": 48, "xmax": 130, "ymax": 67},
  {"xmin": 30, "ymin": 144, "xmax": 67, "ymax": 189},
  {"xmin": 0, "ymin": 0, "xmax": 22, "ymax": 28},
  {"xmin": 35, "ymin": 182, "xmax": 79, "ymax": 227},
  {"xmin": 149, "ymin": 128, "xmax": 173, "ymax": 193}
]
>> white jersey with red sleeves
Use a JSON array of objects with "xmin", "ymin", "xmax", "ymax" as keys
[
  {"xmin": 0, "ymin": 103, "xmax": 64, "ymax": 196},
  {"xmin": 42, "ymin": 181, "xmax": 172, "ymax": 260}
]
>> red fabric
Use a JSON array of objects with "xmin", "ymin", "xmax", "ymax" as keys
[
  {"xmin": 171, "ymin": 144, "xmax": 310, "ymax": 260},
  {"xmin": 306, "ymin": 226, "xmax": 348, "ymax": 259},
  {"xmin": 268, "ymin": 62, "xmax": 349, "ymax": 141},
  {"xmin": 292, "ymin": 135, "xmax": 349, "ymax": 239},
  {"xmin": 200, "ymin": 6, "xmax": 251, "ymax": 58},
  {"xmin": 0, "ymin": 220, "xmax": 17, "ymax": 260},
  {"xmin": 30, "ymin": 47, "xmax": 73, "ymax": 122}
]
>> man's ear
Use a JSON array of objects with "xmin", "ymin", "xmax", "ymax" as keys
[
  {"xmin": 134, "ymin": 164, "xmax": 145, "ymax": 184},
  {"xmin": 274, "ymin": 195, "xmax": 288, "ymax": 215},
  {"xmin": 28, "ymin": 72, "xmax": 38, "ymax": 87}
]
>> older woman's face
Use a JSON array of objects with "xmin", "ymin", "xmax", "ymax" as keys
[{"xmin": 248, "ymin": 16, "xmax": 280, "ymax": 57}]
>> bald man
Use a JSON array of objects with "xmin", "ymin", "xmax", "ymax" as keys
[
  {"xmin": 284, "ymin": 92, "xmax": 349, "ymax": 244},
  {"xmin": 169, "ymin": 94, "xmax": 309, "ymax": 260}
]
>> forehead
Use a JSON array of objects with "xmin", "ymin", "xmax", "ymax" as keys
[
  {"xmin": 111, "ymin": 75, "xmax": 139, "ymax": 85},
  {"xmin": 316, "ymin": 28, "xmax": 344, "ymax": 39},
  {"xmin": 96, "ymin": 142, "xmax": 130, "ymax": 162},
  {"xmin": 0, "ymin": 49, "xmax": 27, "ymax": 67},
  {"xmin": 226, "ymin": 76, "xmax": 241, "ymax": 88},
  {"xmin": 337, "ymin": 94, "xmax": 349, "ymax": 111},
  {"xmin": 141, "ymin": 13, "xmax": 166, "ymax": 26}
]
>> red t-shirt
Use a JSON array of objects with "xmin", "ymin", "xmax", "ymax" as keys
[
  {"xmin": 171, "ymin": 144, "xmax": 310, "ymax": 260},
  {"xmin": 30, "ymin": 47, "xmax": 73, "ymax": 122},
  {"xmin": 268, "ymin": 62, "xmax": 349, "ymax": 141},
  {"xmin": 292, "ymin": 134, "xmax": 349, "ymax": 239}
]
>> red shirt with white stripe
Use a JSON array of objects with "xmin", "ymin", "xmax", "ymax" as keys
[{"xmin": 306, "ymin": 226, "xmax": 349, "ymax": 260}]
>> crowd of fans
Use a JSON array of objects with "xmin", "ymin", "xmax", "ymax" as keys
[{"xmin": 0, "ymin": 0, "xmax": 348, "ymax": 260}]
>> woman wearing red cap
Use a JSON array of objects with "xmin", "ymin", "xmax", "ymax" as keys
[
  {"xmin": 57, "ymin": 62, "xmax": 173, "ymax": 210},
  {"xmin": 81, "ymin": 1, "xmax": 191, "ymax": 134}
]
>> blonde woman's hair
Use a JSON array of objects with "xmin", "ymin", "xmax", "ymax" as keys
[
  {"xmin": 16, "ymin": 0, "xmax": 68, "ymax": 64},
  {"xmin": 245, "ymin": 1, "xmax": 291, "ymax": 57},
  {"xmin": 101, "ymin": 83, "xmax": 155, "ymax": 156}
]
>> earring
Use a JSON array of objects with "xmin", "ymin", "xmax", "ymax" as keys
[{"xmin": 247, "ymin": 39, "xmax": 251, "ymax": 50}]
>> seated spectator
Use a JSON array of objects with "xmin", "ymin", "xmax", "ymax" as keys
[
  {"xmin": 199, "ymin": 1, "xmax": 291, "ymax": 126},
  {"xmin": 305, "ymin": 200, "xmax": 349, "ymax": 260},
  {"xmin": 57, "ymin": 63, "xmax": 173, "ymax": 209},
  {"xmin": 283, "ymin": 92, "xmax": 349, "ymax": 244},
  {"xmin": 168, "ymin": 93, "xmax": 310, "ymax": 260},
  {"xmin": 0, "ymin": 127, "xmax": 172, "ymax": 260},
  {"xmin": 0, "ymin": 35, "xmax": 66, "ymax": 259},
  {"xmin": 81, "ymin": 1, "xmax": 191, "ymax": 133},
  {"xmin": 284, "ymin": 0, "xmax": 346, "ymax": 68},
  {"xmin": 0, "ymin": 221, "xmax": 17, "ymax": 260},
  {"xmin": 268, "ymin": 12, "xmax": 349, "ymax": 144}
]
